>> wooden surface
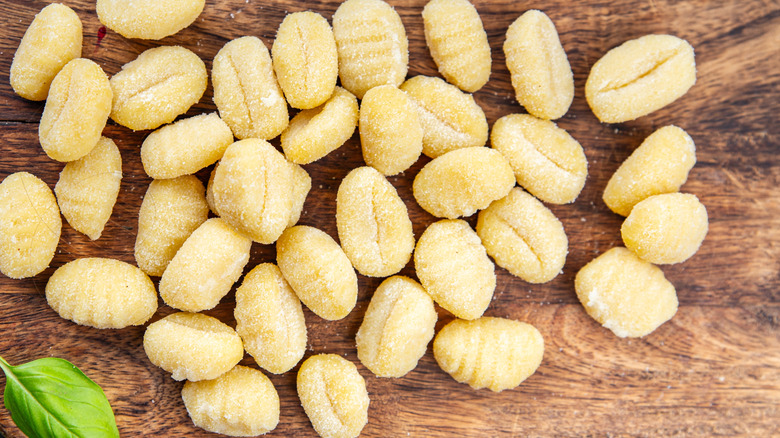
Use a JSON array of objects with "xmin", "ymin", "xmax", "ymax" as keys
[{"xmin": 0, "ymin": 0, "xmax": 778, "ymax": 436}]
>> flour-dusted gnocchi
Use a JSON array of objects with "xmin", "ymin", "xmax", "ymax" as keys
[
  {"xmin": 586, "ymin": 34, "xmax": 696, "ymax": 123},
  {"xmin": 356, "ymin": 276, "xmax": 437, "ymax": 378},
  {"xmin": 332, "ymin": 0, "xmax": 408, "ymax": 99},
  {"xmin": 10, "ymin": 3, "xmax": 82, "ymax": 101},
  {"xmin": 413, "ymin": 147, "xmax": 515, "ymax": 219},
  {"xmin": 235, "ymin": 263, "xmax": 307, "ymax": 374},
  {"xmin": 414, "ymin": 220, "xmax": 495, "ymax": 320},
  {"xmin": 183, "ymin": 365, "xmax": 280, "ymax": 436},
  {"xmin": 336, "ymin": 167, "xmax": 414, "ymax": 277},
  {"xmin": 212, "ymin": 139, "xmax": 293, "ymax": 244},
  {"xmin": 422, "ymin": 0, "xmax": 491, "ymax": 92},
  {"xmin": 45, "ymin": 258, "xmax": 157, "ymax": 329},
  {"xmin": 39, "ymin": 58, "xmax": 112, "ymax": 162},
  {"xmin": 159, "ymin": 218, "xmax": 251, "ymax": 312},
  {"xmin": 97, "ymin": 0, "xmax": 205, "ymax": 40},
  {"xmin": 55, "ymin": 136, "xmax": 122, "ymax": 240},
  {"xmin": 0, "ymin": 172, "xmax": 61, "ymax": 279},
  {"xmin": 213, "ymin": 36, "xmax": 288, "ymax": 140},
  {"xmin": 143, "ymin": 312, "xmax": 243, "ymax": 381},
  {"xmin": 575, "ymin": 247, "xmax": 678, "ymax": 338},
  {"xmin": 359, "ymin": 85, "xmax": 423, "ymax": 176},
  {"xmin": 621, "ymin": 193, "xmax": 708, "ymax": 264},
  {"xmin": 281, "ymin": 86, "xmax": 359, "ymax": 165},
  {"xmin": 297, "ymin": 354, "xmax": 369, "ymax": 438},
  {"xmin": 135, "ymin": 176, "xmax": 209, "ymax": 277},
  {"xmin": 477, "ymin": 188, "xmax": 567, "ymax": 283},
  {"xmin": 504, "ymin": 10, "xmax": 573, "ymax": 120},
  {"xmin": 110, "ymin": 46, "xmax": 207, "ymax": 131},
  {"xmin": 272, "ymin": 11, "xmax": 338, "ymax": 109},
  {"xmin": 433, "ymin": 317, "xmax": 544, "ymax": 392},
  {"xmin": 401, "ymin": 75, "xmax": 489, "ymax": 158},
  {"xmin": 277, "ymin": 225, "xmax": 358, "ymax": 321},
  {"xmin": 491, "ymin": 113, "xmax": 587, "ymax": 204},
  {"xmin": 141, "ymin": 112, "xmax": 233, "ymax": 179},
  {"xmin": 603, "ymin": 125, "xmax": 696, "ymax": 216}
]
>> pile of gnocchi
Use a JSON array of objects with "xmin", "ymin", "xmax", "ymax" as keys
[{"xmin": 1, "ymin": 0, "xmax": 707, "ymax": 436}]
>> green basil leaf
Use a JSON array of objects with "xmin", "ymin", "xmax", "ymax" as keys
[{"xmin": 0, "ymin": 356, "xmax": 119, "ymax": 438}]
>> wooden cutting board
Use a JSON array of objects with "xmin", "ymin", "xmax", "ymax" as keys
[{"xmin": 0, "ymin": 0, "xmax": 777, "ymax": 436}]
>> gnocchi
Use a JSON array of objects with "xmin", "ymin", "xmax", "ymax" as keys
[
  {"xmin": 433, "ymin": 317, "xmax": 544, "ymax": 392},
  {"xmin": 54, "ymin": 136, "xmax": 122, "ymax": 240},
  {"xmin": 39, "ymin": 58, "xmax": 112, "ymax": 162},
  {"xmin": 143, "ymin": 312, "xmax": 243, "ymax": 381},
  {"xmin": 336, "ymin": 166, "xmax": 415, "ymax": 277},
  {"xmin": 277, "ymin": 225, "xmax": 358, "ymax": 321},
  {"xmin": 45, "ymin": 258, "xmax": 157, "ymax": 329},
  {"xmin": 414, "ymin": 219, "xmax": 495, "ymax": 320},
  {"xmin": 0, "ymin": 172, "xmax": 61, "ymax": 279},
  {"xmin": 575, "ymin": 247, "xmax": 678, "ymax": 338},
  {"xmin": 297, "ymin": 354, "xmax": 369, "ymax": 438},
  {"xmin": 97, "ymin": 0, "xmax": 205, "ymax": 40},
  {"xmin": 10, "ymin": 3, "xmax": 82, "ymax": 101},
  {"xmin": 356, "ymin": 276, "xmax": 437, "ymax": 378}
]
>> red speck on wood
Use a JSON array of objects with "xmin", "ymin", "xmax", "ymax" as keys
[{"xmin": 97, "ymin": 26, "xmax": 106, "ymax": 46}]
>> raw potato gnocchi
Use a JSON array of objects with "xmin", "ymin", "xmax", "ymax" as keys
[
  {"xmin": 401, "ymin": 75, "xmax": 489, "ymax": 158},
  {"xmin": 212, "ymin": 139, "xmax": 293, "ymax": 244},
  {"xmin": 622, "ymin": 193, "xmax": 708, "ymax": 264},
  {"xmin": 45, "ymin": 258, "xmax": 157, "ymax": 329},
  {"xmin": 281, "ymin": 86, "xmax": 359, "ymax": 165},
  {"xmin": 141, "ymin": 112, "xmax": 233, "ymax": 180},
  {"xmin": 356, "ymin": 276, "xmax": 437, "ymax": 378},
  {"xmin": 336, "ymin": 167, "xmax": 415, "ymax": 277},
  {"xmin": 0, "ymin": 172, "xmax": 61, "ymax": 279},
  {"xmin": 183, "ymin": 365, "xmax": 280, "ymax": 436},
  {"xmin": 422, "ymin": 0, "xmax": 491, "ymax": 92},
  {"xmin": 272, "ymin": 11, "xmax": 338, "ymax": 109},
  {"xmin": 287, "ymin": 163, "xmax": 312, "ymax": 228},
  {"xmin": 235, "ymin": 263, "xmax": 307, "ymax": 374},
  {"xmin": 297, "ymin": 354, "xmax": 369, "ymax": 438},
  {"xmin": 110, "ymin": 46, "xmax": 207, "ymax": 131},
  {"xmin": 433, "ymin": 317, "xmax": 544, "ymax": 392},
  {"xmin": 39, "ymin": 58, "xmax": 112, "ymax": 162},
  {"xmin": 143, "ymin": 312, "xmax": 243, "ymax": 382},
  {"xmin": 213, "ymin": 36, "xmax": 288, "ymax": 140},
  {"xmin": 575, "ymin": 247, "xmax": 678, "ymax": 338},
  {"xmin": 159, "ymin": 218, "xmax": 251, "ymax": 312},
  {"xmin": 10, "ymin": 3, "xmax": 82, "ymax": 101},
  {"xmin": 504, "ymin": 10, "xmax": 574, "ymax": 120},
  {"xmin": 55, "ymin": 136, "xmax": 122, "ymax": 240},
  {"xmin": 477, "ymin": 188, "xmax": 567, "ymax": 284},
  {"xmin": 491, "ymin": 114, "xmax": 587, "ymax": 204},
  {"xmin": 586, "ymin": 34, "xmax": 696, "ymax": 123},
  {"xmin": 359, "ymin": 85, "xmax": 423, "ymax": 176},
  {"xmin": 333, "ymin": 0, "xmax": 409, "ymax": 99},
  {"xmin": 414, "ymin": 220, "xmax": 496, "ymax": 320},
  {"xmin": 603, "ymin": 125, "xmax": 696, "ymax": 216},
  {"xmin": 277, "ymin": 225, "xmax": 358, "ymax": 321},
  {"xmin": 413, "ymin": 147, "xmax": 515, "ymax": 219},
  {"xmin": 135, "ymin": 176, "xmax": 209, "ymax": 277},
  {"xmin": 97, "ymin": 0, "xmax": 205, "ymax": 40}
]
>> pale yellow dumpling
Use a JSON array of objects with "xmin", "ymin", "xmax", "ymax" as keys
[
  {"xmin": 297, "ymin": 354, "xmax": 369, "ymax": 438},
  {"xmin": 622, "ymin": 193, "xmax": 708, "ymax": 264},
  {"xmin": 575, "ymin": 247, "xmax": 678, "ymax": 338},
  {"xmin": 336, "ymin": 167, "xmax": 415, "ymax": 277},
  {"xmin": 97, "ymin": 0, "xmax": 205, "ymax": 40},
  {"xmin": 0, "ymin": 172, "xmax": 61, "ymax": 279},
  {"xmin": 183, "ymin": 365, "xmax": 280, "ymax": 436},
  {"xmin": 55, "ymin": 136, "xmax": 121, "ymax": 240},
  {"xmin": 235, "ymin": 263, "xmax": 307, "ymax": 374},
  {"xmin": 434, "ymin": 317, "xmax": 544, "ymax": 392},
  {"xmin": 356, "ymin": 276, "xmax": 437, "ymax": 378},
  {"xmin": 414, "ymin": 220, "xmax": 495, "ymax": 320},
  {"xmin": 143, "ymin": 312, "xmax": 243, "ymax": 381}
]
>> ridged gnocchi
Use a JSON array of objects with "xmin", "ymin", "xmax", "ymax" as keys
[{"xmin": 97, "ymin": 0, "xmax": 205, "ymax": 40}]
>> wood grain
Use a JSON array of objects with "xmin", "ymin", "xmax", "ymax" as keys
[{"xmin": 0, "ymin": 0, "xmax": 778, "ymax": 437}]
